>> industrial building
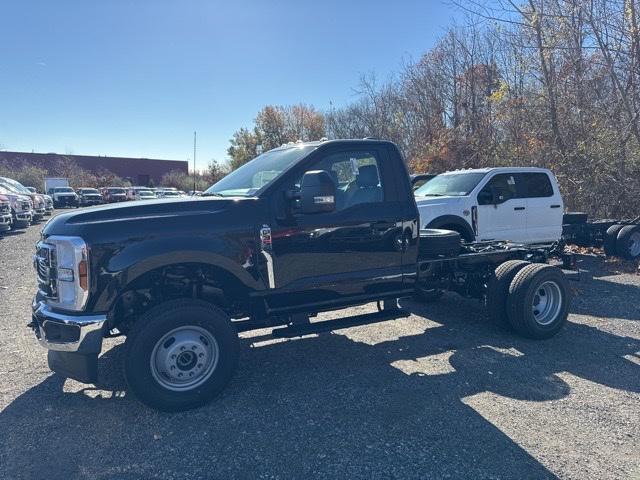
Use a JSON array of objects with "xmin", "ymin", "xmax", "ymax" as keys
[{"xmin": 0, "ymin": 151, "xmax": 188, "ymax": 186}]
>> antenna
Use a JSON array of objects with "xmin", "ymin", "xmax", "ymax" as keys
[{"xmin": 193, "ymin": 131, "xmax": 197, "ymax": 192}]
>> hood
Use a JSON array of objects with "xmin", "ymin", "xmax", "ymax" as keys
[
  {"xmin": 4, "ymin": 193, "xmax": 32, "ymax": 209},
  {"xmin": 28, "ymin": 193, "xmax": 46, "ymax": 207},
  {"xmin": 415, "ymin": 195, "xmax": 465, "ymax": 207},
  {"xmin": 43, "ymin": 196, "xmax": 239, "ymax": 235}
]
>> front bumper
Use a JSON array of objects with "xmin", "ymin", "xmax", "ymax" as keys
[
  {"xmin": 31, "ymin": 300, "xmax": 106, "ymax": 353},
  {"xmin": 32, "ymin": 208, "xmax": 46, "ymax": 220},
  {"xmin": 0, "ymin": 213, "xmax": 11, "ymax": 231},
  {"xmin": 55, "ymin": 196, "xmax": 77, "ymax": 206},
  {"xmin": 14, "ymin": 211, "xmax": 32, "ymax": 225}
]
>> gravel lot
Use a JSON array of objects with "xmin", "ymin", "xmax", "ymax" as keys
[{"xmin": 1, "ymin": 212, "xmax": 639, "ymax": 479}]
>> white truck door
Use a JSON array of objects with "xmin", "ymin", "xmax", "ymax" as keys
[
  {"xmin": 475, "ymin": 173, "xmax": 528, "ymax": 243},
  {"xmin": 521, "ymin": 172, "xmax": 563, "ymax": 243}
]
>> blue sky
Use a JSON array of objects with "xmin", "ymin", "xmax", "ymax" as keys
[{"xmin": 0, "ymin": 0, "xmax": 464, "ymax": 170}]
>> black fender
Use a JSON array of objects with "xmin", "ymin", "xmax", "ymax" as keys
[
  {"xmin": 425, "ymin": 215, "xmax": 475, "ymax": 242},
  {"xmin": 90, "ymin": 235, "xmax": 265, "ymax": 312}
]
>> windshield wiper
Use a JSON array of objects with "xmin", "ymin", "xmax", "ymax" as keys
[
  {"xmin": 421, "ymin": 193, "xmax": 445, "ymax": 197},
  {"xmin": 201, "ymin": 192, "xmax": 224, "ymax": 197}
]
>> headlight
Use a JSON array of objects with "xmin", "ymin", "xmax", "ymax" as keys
[{"xmin": 43, "ymin": 236, "xmax": 89, "ymax": 311}]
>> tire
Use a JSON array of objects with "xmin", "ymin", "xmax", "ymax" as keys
[
  {"xmin": 485, "ymin": 260, "xmax": 531, "ymax": 326},
  {"xmin": 414, "ymin": 286, "xmax": 444, "ymax": 303},
  {"xmin": 507, "ymin": 264, "xmax": 570, "ymax": 339},
  {"xmin": 603, "ymin": 224, "xmax": 624, "ymax": 256},
  {"xmin": 419, "ymin": 228, "xmax": 461, "ymax": 257},
  {"xmin": 563, "ymin": 212, "xmax": 588, "ymax": 225},
  {"xmin": 616, "ymin": 225, "xmax": 640, "ymax": 260},
  {"xmin": 124, "ymin": 299, "xmax": 239, "ymax": 412}
]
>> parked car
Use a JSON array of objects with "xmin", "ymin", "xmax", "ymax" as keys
[
  {"xmin": 30, "ymin": 139, "xmax": 574, "ymax": 412},
  {"xmin": 25, "ymin": 187, "xmax": 54, "ymax": 215},
  {"xmin": 76, "ymin": 188, "xmax": 103, "ymax": 206},
  {"xmin": 156, "ymin": 189, "xmax": 181, "ymax": 198},
  {"xmin": 47, "ymin": 186, "xmax": 79, "ymax": 208},
  {"xmin": 0, "ymin": 177, "xmax": 47, "ymax": 221},
  {"xmin": 0, "ymin": 193, "xmax": 13, "ymax": 232},
  {"xmin": 132, "ymin": 189, "xmax": 156, "ymax": 200},
  {"xmin": 126, "ymin": 186, "xmax": 150, "ymax": 201},
  {"xmin": 0, "ymin": 185, "xmax": 32, "ymax": 228},
  {"xmin": 102, "ymin": 187, "xmax": 127, "ymax": 203},
  {"xmin": 414, "ymin": 167, "xmax": 564, "ymax": 244},
  {"xmin": 43, "ymin": 195, "xmax": 54, "ymax": 215}
]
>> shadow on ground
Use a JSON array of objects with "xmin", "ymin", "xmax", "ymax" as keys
[{"xmin": 1, "ymin": 287, "xmax": 639, "ymax": 479}]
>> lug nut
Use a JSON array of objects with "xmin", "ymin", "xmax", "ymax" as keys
[
  {"xmin": 171, "ymin": 354, "xmax": 176, "ymax": 359},
  {"xmin": 180, "ymin": 346, "xmax": 185, "ymax": 351},
  {"xmin": 192, "ymin": 345, "xmax": 197, "ymax": 350},
  {"xmin": 197, "ymin": 363, "xmax": 203, "ymax": 369},
  {"xmin": 198, "ymin": 353, "xmax": 204, "ymax": 358},
  {"xmin": 170, "ymin": 366, "xmax": 175, "ymax": 370},
  {"xmin": 178, "ymin": 373, "xmax": 183, "ymax": 377},
  {"xmin": 189, "ymin": 372, "xmax": 194, "ymax": 376}
]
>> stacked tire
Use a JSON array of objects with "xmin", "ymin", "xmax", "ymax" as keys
[
  {"xmin": 604, "ymin": 224, "xmax": 640, "ymax": 260},
  {"xmin": 487, "ymin": 261, "xmax": 570, "ymax": 339}
]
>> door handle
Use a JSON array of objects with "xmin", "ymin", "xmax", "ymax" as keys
[
  {"xmin": 550, "ymin": 205, "xmax": 561, "ymax": 208},
  {"xmin": 514, "ymin": 207, "xmax": 525, "ymax": 211}
]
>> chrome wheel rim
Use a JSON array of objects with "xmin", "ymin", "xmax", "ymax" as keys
[
  {"xmin": 531, "ymin": 281, "xmax": 562, "ymax": 326},
  {"xmin": 628, "ymin": 232, "xmax": 640, "ymax": 257},
  {"xmin": 150, "ymin": 326, "xmax": 219, "ymax": 391}
]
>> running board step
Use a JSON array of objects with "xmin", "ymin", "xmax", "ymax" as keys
[{"xmin": 271, "ymin": 309, "xmax": 409, "ymax": 338}]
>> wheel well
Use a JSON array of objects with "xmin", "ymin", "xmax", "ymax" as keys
[
  {"xmin": 433, "ymin": 223, "xmax": 473, "ymax": 242},
  {"xmin": 109, "ymin": 262, "xmax": 250, "ymax": 332},
  {"xmin": 425, "ymin": 215, "xmax": 475, "ymax": 242}
]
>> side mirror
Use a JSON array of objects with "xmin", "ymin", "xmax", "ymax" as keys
[{"xmin": 299, "ymin": 170, "xmax": 336, "ymax": 214}]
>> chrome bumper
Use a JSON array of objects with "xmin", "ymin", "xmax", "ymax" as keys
[
  {"xmin": 15, "ymin": 211, "xmax": 32, "ymax": 222},
  {"xmin": 0, "ymin": 213, "xmax": 11, "ymax": 228},
  {"xmin": 31, "ymin": 301, "xmax": 106, "ymax": 353}
]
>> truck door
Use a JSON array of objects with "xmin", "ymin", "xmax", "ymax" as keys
[
  {"xmin": 267, "ymin": 147, "xmax": 406, "ymax": 309},
  {"xmin": 520, "ymin": 172, "xmax": 563, "ymax": 243},
  {"xmin": 476, "ymin": 173, "xmax": 528, "ymax": 243}
]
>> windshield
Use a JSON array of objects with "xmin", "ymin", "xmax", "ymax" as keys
[
  {"xmin": 162, "ymin": 191, "xmax": 179, "ymax": 196},
  {"xmin": 139, "ymin": 191, "xmax": 154, "ymax": 197},
  {"xmin": 415, "ymin": 172, "xmax": 487, "ymax": 197},
  {"xmin": 205, "ymin": 145, "xmax": 317, "ymax": 197},
  {"xmin": 55, "ymin": 187, "xmax": 75, "ymax": 193},
  {"xmin": 82, "ymin": 189, "xmax": 99, "ymax": 194},
  {"xmin": 108, "ymin": 188, "xmax": 125, "ymax": 194},
  {"xmin": 0, "ymin": 177, "xmax": 31, "ymax": 194}
]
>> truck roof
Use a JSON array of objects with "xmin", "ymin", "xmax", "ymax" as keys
[
  {"xmin": 270, "ymin": 138, "xmax": 396, "ymax": 151},
  {"xmin": 439, "ymin": 166, "xmax": 553, "ymax": 175}
]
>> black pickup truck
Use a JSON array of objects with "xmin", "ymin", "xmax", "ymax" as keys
[{"xmin": 31, "ymin": 139, "xmax": 573, "ymax": 411}]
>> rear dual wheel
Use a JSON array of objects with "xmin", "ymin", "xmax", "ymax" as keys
[
  {"xmin": 506, "ymin": 264, "xmax": 570, "ymax": 339},
  {"xmin": 488, "ymin": 262, "xmax": 570, "ymax": 339},
  {"xmin": 616, "ymin": 225, "xmax": 640, "ymax": 260}
]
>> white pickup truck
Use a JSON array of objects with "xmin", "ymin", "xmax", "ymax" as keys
[{"xmin": 415, "ymin": 167, "xmax": 564, "ymax": 245}]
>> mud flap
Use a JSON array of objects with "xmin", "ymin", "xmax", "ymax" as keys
[{"xmin": 48, "ymin": 350, "xmax": 98, "ymax": 384}]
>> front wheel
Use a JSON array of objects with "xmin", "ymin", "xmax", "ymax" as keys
[{"xmin": 124, "ymin": 299, "xmax": 239, "ymax": 412}]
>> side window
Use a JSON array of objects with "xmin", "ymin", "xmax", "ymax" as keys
[
  {"xmin": 523, "ymin": 173, "xmax": 553, "ymax": 198},
  {"xmin": 478, "ymin": 173, "xmax": 520, "ymax": 205},
  {"xmin": 294, "ymin": 150, "xmax": 384, "ymax": 211}
]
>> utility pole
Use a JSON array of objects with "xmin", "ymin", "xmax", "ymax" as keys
[{"xmin": 193, "ymin": 131, "xmax": 197, "ymax": 192}]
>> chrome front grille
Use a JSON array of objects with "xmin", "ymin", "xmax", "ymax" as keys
[
  {"xmin": 35, "ymin": 242, "xmax": 57, "ymax": 298},
  {"xmin": 20, "ymin": 201, "xmax": 31, "ymax": 211}
]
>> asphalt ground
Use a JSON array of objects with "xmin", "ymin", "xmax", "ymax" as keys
[{"xmin": 1, "ymin": 211, "xmax": 638, "ymax": 479}]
